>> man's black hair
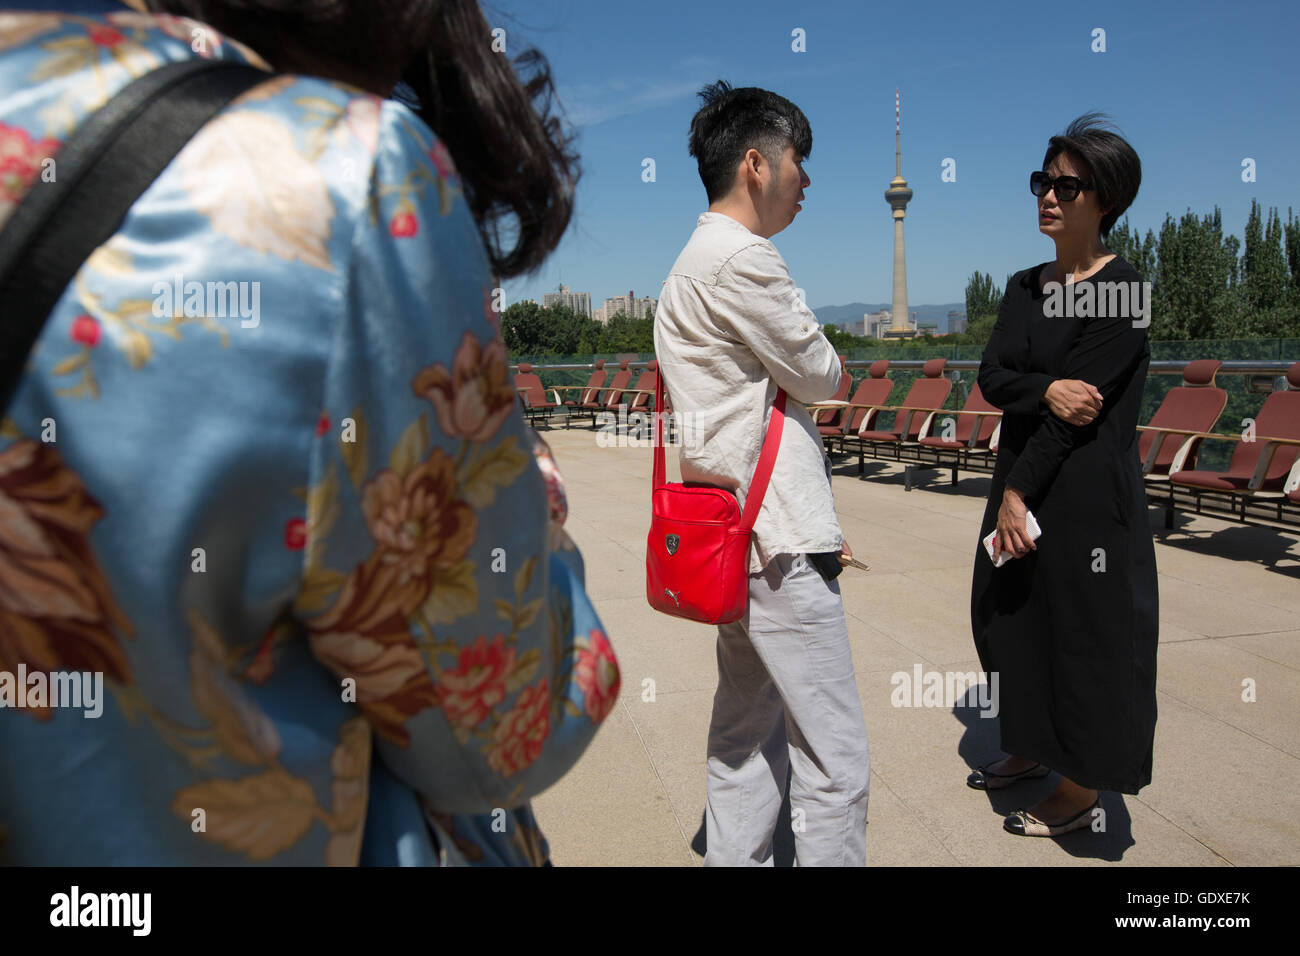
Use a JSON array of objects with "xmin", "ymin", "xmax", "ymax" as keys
[
  {"xmin": 688, "ymin": 80, "xmax": 812, "ymax": 203},
  {"xmin": 1043, "ymin": 112, "xmax": 1141, "ymax": 238}
]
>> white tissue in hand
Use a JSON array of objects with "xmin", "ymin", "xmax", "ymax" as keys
[{"xmin": 983, "ymin": 510, "xmax": 1042, "ymax": 567}]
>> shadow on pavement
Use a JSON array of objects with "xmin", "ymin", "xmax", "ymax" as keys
[{"xmin": 952, "ymin": 690, "xmax": 1135, "ymax": 861}]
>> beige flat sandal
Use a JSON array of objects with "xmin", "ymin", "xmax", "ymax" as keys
[{"xmin": 1003, "ymin": 798, "xmax": 1101, "ymax": 837}]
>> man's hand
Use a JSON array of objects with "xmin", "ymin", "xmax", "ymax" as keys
[
  {"xmin": 1043, "ymin": 378, "xmax": 1102, "ymax": 426},
  {"xmin": 841, "ymin": 539, "xmax": 853, "ymax": 559},
  {"xmin": 995, "ymin": 487, "xmax": 1035, "ymax": 559}
]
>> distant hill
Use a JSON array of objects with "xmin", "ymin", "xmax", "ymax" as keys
[{"xmin": 813, "ymin": 302, "xmax": 966, "ymax": 333}]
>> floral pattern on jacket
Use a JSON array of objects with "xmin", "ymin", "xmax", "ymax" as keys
[{"xmin": 0, "ymin": 3, "xmax": 617, "ymax": 867}]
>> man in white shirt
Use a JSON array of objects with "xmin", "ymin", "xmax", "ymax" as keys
[{"xmin": 654, "ymin": 81, "xmax": 870, "ymax": 866}]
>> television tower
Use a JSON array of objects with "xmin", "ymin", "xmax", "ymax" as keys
[{"xmin": 884, "ymin": 89, "xmax": 915, "ymax": 337}]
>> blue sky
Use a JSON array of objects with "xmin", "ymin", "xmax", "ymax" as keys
[{"xmin": 490, "ymin": 0, "xmax": 1300, "ymax": 312}]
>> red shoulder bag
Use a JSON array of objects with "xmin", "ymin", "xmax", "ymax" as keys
[{"xmin": 645, "ymin": 369, "xmax": 785, "ymax": 624}]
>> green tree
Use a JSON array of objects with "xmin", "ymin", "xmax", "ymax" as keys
[
  {"xmin": 1240, "ymin": 200, "xmax": 1294, "ymax": 336},
  {"xmin": 1108, "ymin": 218, "xmax": 1158, "ymax": 281},
  {"xmin": 959, "ymin": 312, "xmax": 998, "ymax": 346},
  {"xmin": 501, "ymin": 300, "xmax": 547, "ymax": 353},
  {"xmin": 1286, "ymin": 207, "xmax": 1300, "ymax": 312},
  {"xmin": 822, "ymin": 325, "xmax": 859, "ymax": 353},
  {"xmin": 595, "ymin": 312, "xmax": 655, "ymax": 353},
  {"xmin": 964, "ymin": 270, "xmax": 1002, "ymax": 326}
]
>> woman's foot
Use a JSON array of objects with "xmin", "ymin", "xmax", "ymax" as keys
[
  {"xmin": 1004, "ymin": 779, "xmax": 1100, "ymax": 836},
  {"xmin": 966, "ymin": 754, "xmax": 1049, "ymax": 790}
]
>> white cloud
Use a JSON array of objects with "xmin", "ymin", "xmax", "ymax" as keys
[{"xmin": 559, "ymin": 59, "xmax": 719, "ymax": 128}]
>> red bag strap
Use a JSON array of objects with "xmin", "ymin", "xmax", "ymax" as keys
[
  {"xmin": 653, "ymin": 369, "xmax": 668, "ymax": 489},
  {"xmin": 653, "ymin": 366, "xmax": 786, "ymax": 531},
  {"xmin": 739, "ymin": 387, "xmax": 785, "ymax": 533}
]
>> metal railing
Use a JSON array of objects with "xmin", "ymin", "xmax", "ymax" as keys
[{"xmin": 510, "ymin": 358, "xmax": 1298, "ymax": 377}]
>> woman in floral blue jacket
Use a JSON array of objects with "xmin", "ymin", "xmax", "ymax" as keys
[{"xmin": 0, "ymin": 0, "xmax": 619, "ymax": 865}]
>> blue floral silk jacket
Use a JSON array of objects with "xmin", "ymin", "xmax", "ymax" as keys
[{"xmin": 0, "ymin": 1, "xmax": 619, "ymax": 865}]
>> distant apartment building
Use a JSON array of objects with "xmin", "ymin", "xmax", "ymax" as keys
[
  {"xmin": 836, "ymin": 319, "xmax": 867, "ymax": 336},
  {"xmin": 948, "ymin": 310, "xmax": 967, "ymax": 334},
  {"xmin": 541, "ymin": 284, "xmax": 591, "ymax": 317},
  {"xmin": 593, "ymin": 290, "xmax": 656, "ymax": 324}
]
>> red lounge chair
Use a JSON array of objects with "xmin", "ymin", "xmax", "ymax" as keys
[
  {"xmin": 850, "ymin": 358, "xmax": 952, "ymax": 466},
  {"xmin": 914, "ymin": 381, "xmax": 1002, "ymax": 483},
  {"xmin": 552, "ymin": 359, "xmax": 607, "ymax": 428},
  {"xmin": 810, "ymin": 354, "xmax": 852, "ymax": 431},
  {"xmin": 816, "ymin": 360, "xmax": 893, "ymax": 458},
  {"xmin": 627, "ymin": 360, "xmax": 659, "ymax": 413},
  {"xmin": 1169, "ymin": 362, "xmax": 1300, "ymax": 512},
  {"xmin": 584, "ymin": 359, "xmax": 633, "ymax": 428},
  {"xmin": 514, "ymin": 363, "xmax": 559, "ymax": 427},
  {"xmin": 1137, "ymin": 359, "xmax": 1228, "ymax": 481}
]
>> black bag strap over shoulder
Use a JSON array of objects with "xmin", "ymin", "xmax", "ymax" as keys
[{"xmin": 0, "ymin": 58, "xmax": 270, "ymax": 414}]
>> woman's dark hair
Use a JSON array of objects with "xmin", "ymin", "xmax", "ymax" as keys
[
  {"xmin": 688, "ymin": 80, "xmax": 812, "ymax": 203},
  {"xmin": 1043, "ymin": 112, "xmax": 1140, "ymax": 239},
  {"xmin": 144, "ymin": 0, "xmax": 578, "ymax": 279}
]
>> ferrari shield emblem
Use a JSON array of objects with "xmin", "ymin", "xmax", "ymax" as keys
[{"xmin": 666, "ymin": 534, "xmax": 680, "ymax": 555}]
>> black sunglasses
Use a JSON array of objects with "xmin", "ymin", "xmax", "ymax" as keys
[{"xmin": 1030, "ymin": 170, "xmax": 1094, "ymax": 202}]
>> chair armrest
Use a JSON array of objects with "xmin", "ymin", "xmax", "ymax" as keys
[
  {"xmin": 1179, "ymin": 431, "xmax": 1243, "ymax": 444},
  {"xmin": 1247, "ymin": 436, "xmax": 1300, "ymax": 490},
  {"xmin": 1285, "ymin": 456, "xmax": 1300, "ymax": 496},
  {"xmin": 916, "ymin": 410, "xmax": 939, "ymax": 440},
  {"xmin": 1135, "ymin": 425, "xmax": 1206, "ymax": 436}
]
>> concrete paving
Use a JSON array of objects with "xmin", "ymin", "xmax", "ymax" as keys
[{"xmin": 530, "ymin": 420, "xmax": 1300, "ymax": 866}]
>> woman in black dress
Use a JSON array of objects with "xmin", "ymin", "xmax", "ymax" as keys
[{"xmin": 968, "ymin": 114, "xmax": 1158, "ymax": 837}]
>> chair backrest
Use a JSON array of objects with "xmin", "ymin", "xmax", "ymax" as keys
[
  {"xmin": 514, "ymin": 362, "xmax": 546, "ymax": 407},
  {"xmin": 601, "ymin": 358, "xmax": 633, "ymax": 408},
  {"xmin": 814, "ymin": 354, "xmax": 851, "ymax": 425},
  {"xmin": 1137, "ymin": 359, "xmax": 1227, "ymax": 474},
  {"xmin": 579, "ymin": 359, "xmax": 607, "ymax": 405},
  {"xmin": 629, "ymin": 360, "xmax": 658, "ymax": 411},
  {"xmin": 847, "ymin": 360, "xmax": 893, "ymax": 433},
  {"xmin": 1227, "ymin": 362, "xmax": 1300, "ymax": 485},
  {"xmin": 894, "ymin": 358, "xmax": 951, "ymax": 438},
  {"xmin": 947, "ymin": 382, "xmax": 1000, "ymax": 446}
]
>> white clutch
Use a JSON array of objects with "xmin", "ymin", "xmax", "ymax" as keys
[{"xmin": 983, "ymin": 510, "xmax": 1042, "ymax": 567}]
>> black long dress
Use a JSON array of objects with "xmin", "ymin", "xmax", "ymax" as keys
[{"xmin": 970, "ymin": 255, "xmax": 1158, "ymax": 794}]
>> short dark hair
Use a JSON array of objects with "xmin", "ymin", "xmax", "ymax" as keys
[
  {"xmin": 688, "ymin": 80, "xmax": 812, "ymax": 203},
  {"xmin": 1043, "ymin": 112, "xmax": 1141, "ymax": 238}
]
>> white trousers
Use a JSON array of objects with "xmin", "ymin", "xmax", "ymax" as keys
[{"xmin": 705, "ymin": 552, "xmax": 870, "ymax": 866}]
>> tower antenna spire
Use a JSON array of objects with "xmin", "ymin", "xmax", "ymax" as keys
[
  {"xmin": 884, "ymin": 88, "xmax": 914, "ymax": 338},
  {"xmin": 895, "ymin": 88, "xmax": 901, "ymax": 177}
]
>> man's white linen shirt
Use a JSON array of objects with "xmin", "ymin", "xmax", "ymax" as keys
[{"xmin": 653, "ymin": 211, "xmax": 845, "ymax": 573}]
